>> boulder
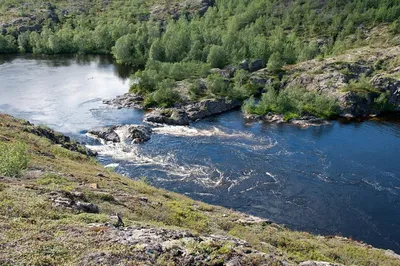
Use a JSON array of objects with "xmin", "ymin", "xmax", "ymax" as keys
[
  {"xmin": 144, "ymin": 109, "xmax": 190, "ymax": 126},
  {"xmin": 88, "ymin": 125, "xmax": 152, "ymax": 143},
  {"xmin": 185, "ymin": 98, "xmax": 242, "ymax": 121},
  {"xmin": 75, "ymin": 202, "xmax": 100, "ymax": 213},
  {"xmin": 124, "ymin": 125, "xmax": 153, "ymax": 142},
  {"xmin": 88, "ymin": 127, "xmax": 120, "ymax": 143}
]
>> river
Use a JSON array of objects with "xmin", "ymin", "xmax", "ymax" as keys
[{"xmin": 1, "ymin": 54, "xmax": 399, "ymax": 253}]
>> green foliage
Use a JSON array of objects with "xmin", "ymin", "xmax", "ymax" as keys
[
  {"xmin": 2, "ymin": 0, "xmax": 397, "ymax": 67},
  {"xmin": 374, "ymin": 91, "xmax": 395, "ymax": 112},
  {"xmin": 389, "ymin": 20, "xmax": 400, "ymax": 34},
  {"xmin": 36, "ymin": 173, "xmax": 70, "ymax": 186},
  {"xmin": 242, "ymin": 87, "xmax": 339, "ymax": 119},
  {"xmin": 267, "ymin": 52, "xmax": 284, "ymax": 73},
  {"xmin": 207, "ymin": 45, "xmax": 228, "ymax": 68},
  {"xmin": 165, "ymin": 201, "xmax": 210, "ymax": 233},
  {"xmin": 0, "ymin": 35, "xmax": 17, "ymax": 53},
  {"xmin": 143, "ymin": 79, "xmax": 182, "ymax": 108},
  {"xmin": 342, "ymin": 75, "xmax": 379, "ymax": 94},
  {"xmin": 206, "ymin": 74, "xmax": 230, "ymax": 96},
  {"xmin": 189, "ymin": 80, "xmax": 206, "ymax": 100},
  {"xmin": 0, "ymin": 142, "xmax": 29, "ymax": 177}
]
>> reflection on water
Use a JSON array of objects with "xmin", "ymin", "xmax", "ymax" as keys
[
  {"xmin": 0, "ymin": 54, "xmax": 134, "ymax": 133},
  {"xmin": 1, "ymin": 55, "xmax": 400, "ymax": 253}
]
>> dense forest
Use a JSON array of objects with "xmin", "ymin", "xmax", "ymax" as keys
[{"xmin": 1, "ymin": 0, "xmax": 399, "ymax": 113}]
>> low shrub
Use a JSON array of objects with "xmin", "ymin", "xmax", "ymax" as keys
[
  {"xmin": 143, "ymin": 79, "xmax": 182, "ymax": 108},
  {"xmin": 0, "ymin": 142, "xmax": 29, "ymax": 177},
  {"xmin": 342, "ymin": 75, "xmax": 379, "ymax": 94},
  {"xmin": 242, "ymin": 87, "xmax": 339, "ymax": 119}
]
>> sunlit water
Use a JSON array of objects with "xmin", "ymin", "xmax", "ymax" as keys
[{"xmin": 1, "ymin": 55, "xmax": 399, "ymax": 253}]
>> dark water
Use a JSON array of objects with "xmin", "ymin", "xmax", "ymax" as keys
[{"xmin": 1, "ymin": 55, "xmax": 399, "ymax": 253}]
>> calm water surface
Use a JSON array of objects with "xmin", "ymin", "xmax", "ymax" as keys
[{"xmin": 1, "ymin": 55, "xmax": 399, "ymax": 253}]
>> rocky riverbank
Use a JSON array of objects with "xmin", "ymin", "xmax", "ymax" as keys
[
  {"xmin": 1, "ymin": 113, "xmax": 400, "ymax": 265},
  {"xmin": 103, "ymin": 46, "xmax": 399, "ymax": 127}
]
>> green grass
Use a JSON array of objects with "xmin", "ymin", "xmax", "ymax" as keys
[{"xmin": 0, "ymin": 113, "xmax": 399, "ymax": 265}]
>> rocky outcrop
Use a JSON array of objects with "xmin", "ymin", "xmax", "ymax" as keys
[
  {"xmin": 144, "ymin": 98, "xmax": 242, "ymax": 125},
  {"xmin": 79, "ymin": 225, "xmax": 286, "ymax": 265},
  {"xmin": 103, "ymin": 93, "xmax": 144, "ymax": 109},
  {"xmin": 24, "ymin": 123, "xmax": 97, "ymax": 156},
  {"xmin": 88, "ymin": 125, "xmax": 152, "ymax": 144},
  {"xmin": 185, "ymin": 98, "xmax": 242, "ymax": 120},
  {"xmin": 245, "ymin": 113, "xmax": 330, "ymax": 128},
  {"xmin": 371, "ymin": 69, "xmax": 400, "ymax": 110},
  {"xmin": 280, "ymin": 46, "xmax": 400, "ymax": 117},
  {"xmin": 210, "ymin": 66, "xmax": 237, "ymax": 79},
  {"xmin": 87, "ymin": 127, "xmax": 121, "ymax": 143},
  {"xmin": 300, "ymin": 261, "xmax": 344, "ymax": 266},
  {"xmin": 150, "ymin": 0, "xmax": 215, "ymax": 20},
  {"xmin": 49, "ymin": 191, "xmax": 99, "ymax": 214},
  {"xmin": 144, "ymin": 109, "xmax": 190, "ymax": 126}
]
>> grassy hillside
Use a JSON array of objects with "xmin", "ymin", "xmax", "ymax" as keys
[{"xmin": 1, "ymin": 114, "xmax": 400, "ymax": 265}]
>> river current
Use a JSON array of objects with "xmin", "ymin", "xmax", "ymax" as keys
[{"xmin": 1, "ymin": 54, "xmax": 399, "ymax": 253}]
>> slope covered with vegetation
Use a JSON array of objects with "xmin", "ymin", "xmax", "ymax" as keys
[
  {"xmin": 1, "ymin": 113, "xmax": 400, "ymax": 265},
  {"xmin": 1, "ymin": 0, "xmax": 399, "ymax": 114}
]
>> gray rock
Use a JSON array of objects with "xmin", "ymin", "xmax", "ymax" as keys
[
  {"xmin": 88, "ymin": 127, "xmax": 120, "ymax": 143},
  {"xmin": 300, "ymin": 261, "xmax": 344, "ymax": 266},
  {"xmin": 78, "ymin": 225, "xmax": 283, "ymax": 265},
  {"xmin": 103, "ymin": 93, "xmax": 144, "ymax": 109},
  {"xmin": 371, "ymin": 73, "xmax": 400, "ymax": 109},
  {"xmin": 144, "ymin": 109, "xmax": 190, "ymax": 126},
  {"xmin": 25, "ymin": 124, "xmax": 96, "ymax": 156},
  {"xmin": 75, "ymin": 202, "xmax": 100, "ymax": 214},
  {"xmin": 49, "ymin": 192, "xmax": 99, "ymax": 214},
  {"xmin": 210, "ymin": 66, "xmax": 237, "ymax": 78},
  {"xmin": 185, "ymin": 98, "xmax": 242, "ymax": 121},
  {"xmin": 88, "ymin": 125, "xmax": 152, "ymax": 143},
  {"xmin": 263, "ymin": 113, "xmax": 285, "ymax": 124}
]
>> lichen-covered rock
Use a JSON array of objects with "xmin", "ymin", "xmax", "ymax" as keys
[
  {"xmin": 210, "ymin": 67, "xmax": 237, "ymax": 79},
  {"xmin": 103, "ymin": 93, "xmax": 144, "ymax": 109},
  {"xmin": 144, "ymin": 109, "xmax": 190, "ymax": 126},
  {"xmin": 78, "ymin": 225, "xmax": 289, "ymax": 266},
  {"xmin": 49, "ymin": 191, "xmax": 99, "ymax": 214},
  {"xmin": 300, "ymin": 261, "xmax": 344, "ymax": 266},
  {"xmin": 185, "ymin": 98, "xmax": 242, "ymax": 121}
]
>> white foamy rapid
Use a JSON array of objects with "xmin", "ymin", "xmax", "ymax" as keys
[
  {"xmin": 86, "ymin": 124, "xmax": 279, "ymax": 189},
  {"xmin": 153, "ymin": 125, "xmax": 253, "ymax": 139}
]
